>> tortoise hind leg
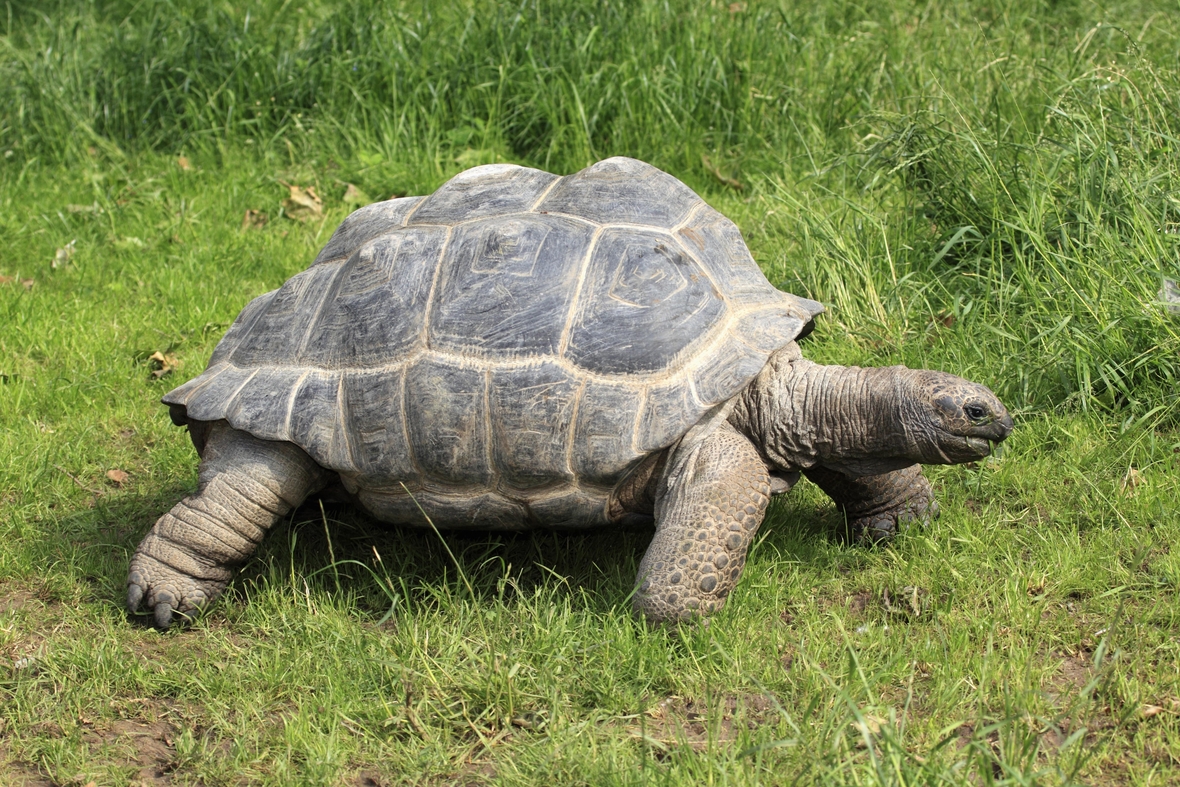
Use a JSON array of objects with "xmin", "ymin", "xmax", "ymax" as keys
[
  {"xmin": 127, "ymin": 422, "xmax": 328, "ymax": 628},
  {"xmin": 633, "ymin": 421, "xmax": 771, "ymax": 623},
  {"xmin": 803, "ymin": 464, "xmax": 937, "ymax": 543}
]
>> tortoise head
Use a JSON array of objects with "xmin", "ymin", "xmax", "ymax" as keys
[{"xmin": 903, "ymin": 371, "xmax": 1013, "ymax": 464}]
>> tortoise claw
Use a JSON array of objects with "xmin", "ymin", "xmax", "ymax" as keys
[
  {"xmin": 127, "ymin": 582, "xmax": 144, "ymax": 613},
  {"xmin": 853, "ymin": 495, "xmax": 939, "ymax": 543},
  {"xmin": 154, "ymin": 601, "xmax": 175, "ymax": 630},
  {"xmin": 126, "ymin": 552, "xmax": 227, "ymax": 629}
]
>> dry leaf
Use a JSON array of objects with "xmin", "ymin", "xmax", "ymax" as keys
[
  {"xmin": 52, "ymin": 240, "xmax": 76, "ymax": 269},
  {"xmin": 342, "ymin": 183, "xmax": 372, "ymax": 208},
  {"xmin": 106, "ymin": 469, "xmax": 130, "ymax": 487},
  {"xmin": 148, "ymin": 351, "xmax": 179, "ymax": 379},
  {"xmin": 645, "ymin": 697, "xmax": 675, "ymax": 720},
  {"xmin": 1141, "ymin": 704, "xmax": 1164, "ymax": 719},
  {"xmin": 1120, "ymin": 467, "xmax": 1141, "ymax": 495},
  {"xmin": 510, "ymin": 713, "xmax": 539, "ymax": 729},
  {"xmin": 701, "ymin": 154, "xmax": 744, "ymax": 191},
  {"xmin": 66, "ymin": 203, "xmax": 102, "ymax": 215},
  {"xmin": 853, "ymin": 713, "xmax": 887, "ymax": 746},
  {"xmin": 729, "ymin": 2, "xmax": 747, "ymax": 13},
  {"xmin": 22, "ymin": 278, "xmax": 33, "ymax": 291},
  {"xmin": 113, "ymin": 236, "xmax": 146, "ymax": 251},
  {"xmin": 883, "ymin": 585, "xmax": 928, "ymax": 615},
  {"xmin": 241, "ymin": 209, "xmax": 269, "ymax": 231},
  {"xmin": 1160, "ymin": 278, "xmax": 1180, "ymax": 315},
  {"xmin": 281, "ymin": 183, "xmax": 324, "ymax": 222},
  {"xmin": 178, "ymin": 156, "xmax": 193, "ymax": 171},
  {"xmin": 0, "ymin": 275, "xmax": 11, "ymax": 285}
]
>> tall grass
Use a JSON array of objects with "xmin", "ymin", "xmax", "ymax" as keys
[
  {"xmin": 2, "ymin": 2, "xmax": 1180, "ymax": 784},
  {"xmin": 8, "ymin": 0, "xmax": 1177, "ymax": 419},
  {"xmin": 4, "ymin": 1, "xmax": 1177, "ymax": 171}
]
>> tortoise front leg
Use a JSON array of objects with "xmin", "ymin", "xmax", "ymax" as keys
[
  {"xmin": 633, "ymin": 421, "xmax": 771, "ymax": 623},
  {"xmin": 127, "ymin": 422, "xmax": 328, "ymax": 628},
  {"xmin": 803, "ymin": 464, "xmax": 937, "ymax": 543}
]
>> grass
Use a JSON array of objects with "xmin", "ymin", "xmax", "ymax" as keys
[{"xmin": 1, "ymin": 0, "xmax": 1179, "ymax": 784}]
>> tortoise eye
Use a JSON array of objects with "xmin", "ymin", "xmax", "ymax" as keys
[{"xmin": 964, "ymin": 404, "xmax": 987, "ymax": 421}]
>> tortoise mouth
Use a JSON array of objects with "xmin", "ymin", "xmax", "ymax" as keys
[
  {"xmin": 929, "ymin": 430, "xmax": 996, "ymax": 463},
  {"xmin": 965, "ymin": 436, "xmax": 993, "ymax": 457}
]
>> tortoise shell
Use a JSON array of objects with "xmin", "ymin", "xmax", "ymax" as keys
[{"xmin": 163, "ymin": 158, "xmax": 822, "ymax": 529}]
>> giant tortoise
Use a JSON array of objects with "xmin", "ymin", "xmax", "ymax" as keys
[{"xmin": 128, "ymin": 157, "xmax": 1013, "ymax": 628}]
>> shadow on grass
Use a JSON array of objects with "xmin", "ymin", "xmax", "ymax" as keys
[
  {"xmin": 38, "ymin": 476, "xmax": 867, "ymax": 625},
  {"xmin": 241, "ymin": 497, "xmax": 656, "ymax": 619}
]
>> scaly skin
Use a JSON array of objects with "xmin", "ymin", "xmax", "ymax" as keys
[
  {"xmin": 731, "ymin": 350, "xmax": 1014, "ymax": 477},
  {"xmin": 127, "ymin": 422, "xmax": 327, "ymax": 628},
  {"xmin": 633, "ymin": 421, "xmax": 770, "ymax": 623},
  {"xmin": 131, "ymin": 348, "xmax": 1012, "ymax": 627},
  {"xmin": 803, "ymin": 464, "xmax": 938, "ymax": 542}
]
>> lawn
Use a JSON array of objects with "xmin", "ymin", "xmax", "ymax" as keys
[{"xmin": 1, "ymin": 0, "xmax": 1179, "ymax": 784}]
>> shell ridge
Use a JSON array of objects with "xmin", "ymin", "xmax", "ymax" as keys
[
  {"xmin": 673, "ymin": 201, "xmax": 708, "ymax": 234},
  {"xmin": 294, "ymin": 260, "xmax": 349, "ymax": 360},
  {"xmin": 283, "ymin": 368, "xmax": 343, "ymax": 471},
  {"xmin": 521, "ymin": 210, "xmax": 598, "ymax": 228},
  {"xmin": 669, "ymin": 229, "xmax": 723, "ymax": 297},
  {"xmin": 528, "ymin": 174, "xmax": 565, "ymax": 212},
  {"xmin": 449, "ymin": 210, "xmax": 533, "ymax": 229},
  {"xmin": 685, "ymin": 374, "xmax": 705, "ymax": 410},
  {"xmin": 219, "ymin": 368, "xmax": 261, "ymax": 423},
  {"xmin": 419, "ymin": 226, "xmax": 456, "ymax": 350},
  {"xmin": 482, "ymin": 367, "xmax": 497, "ymax": 494},
  {"xmin": 410, "ymin": 165, "xmax": 559, "ymax": 225},
  {"xmin": 399, "ymin": 363, "xmax": 426, "ymax": 483},
  {"xmin": 399, "ymin": 195, "xmax": 428, "ymax": 226},
  {"xmin": 631, "ymin": 385, "xmax": 649, "ymax": 456},
  {"xmin": 161, "ymin": 361, "xmax": 230, "ymax": 408},
  {"xmin": 175, "ymin": 333, "xmax": 800, "ymax": 388},
  {"xmin": 557, "ymin": 225, "xmax": 607, "ymax": 357},
  {"xmin": 563, "ymin": 379, "xmax": 589, "ymax": 480},
  {"xmin": 334, "ymin": 372, "xmax": 355, "ymax": 468},
  {"xmin": 210, "ymin": 291, "xmax": 277, "ymax": 366},
  {"xmin": 282, "ymin": 369, "xmax": 311, "ymax": 440}
]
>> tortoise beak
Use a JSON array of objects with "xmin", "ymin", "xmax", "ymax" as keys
[
  {"xmin": 990, "ymin": 412, "xmax": 1014, "ymax": 442},
  {"xmin": 964, "ymin": 411, "xmax": 1013, "ymax": 458}
]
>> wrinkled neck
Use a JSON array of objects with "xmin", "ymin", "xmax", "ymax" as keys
[{"xmin": 732, "ymin": 354, "xmax": 916, "ymax": 476}]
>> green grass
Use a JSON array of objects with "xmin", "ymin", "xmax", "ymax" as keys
[{"xmin": 2, "ymin": 0, "xmax": 1179, "ymax": 784}]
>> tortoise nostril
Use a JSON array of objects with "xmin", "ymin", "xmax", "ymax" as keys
[{"xmin": 991, "ymin": 413, "xmax": 1014, "ymax": 440}]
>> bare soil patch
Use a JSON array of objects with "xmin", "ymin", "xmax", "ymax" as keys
[
  {"xmin": 78, "ymin": 701, "xmax": 181, "ymax": 785},
  {"xmin": 1045, "ymin": 650, "xmax": 1096, "ymax": 707},
  {"xmin": 0, "ymin": 745, "xmax": 56, "ymax": 787},
  {"xmin": 633, "ymin": 693, "xmax": 776, "ymax": 752}
]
